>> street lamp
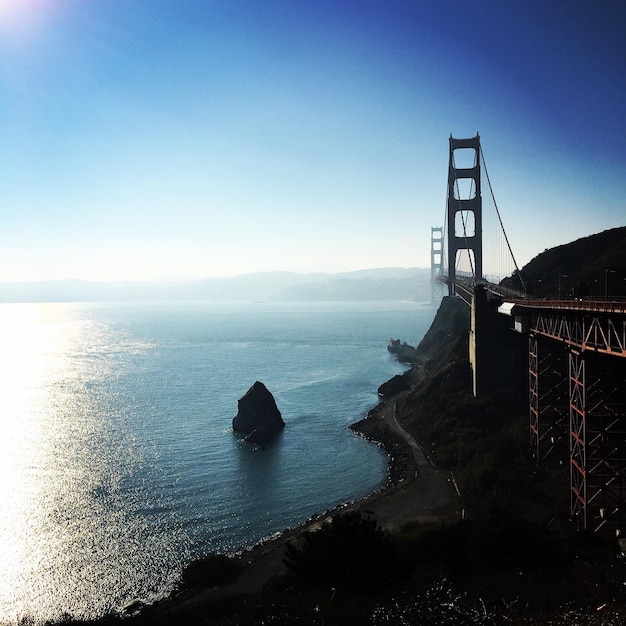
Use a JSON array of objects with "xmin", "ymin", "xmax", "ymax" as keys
[{"xmin": 605, "ymin": 269, "xmax": 616, "ymax": 298}]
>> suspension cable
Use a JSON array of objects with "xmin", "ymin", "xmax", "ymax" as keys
[{"xmin": 479, "ymin": 145, "xmax": 526, "ymax": 292}]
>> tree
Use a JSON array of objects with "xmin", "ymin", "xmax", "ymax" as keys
[{"xmin": 283, "ymin": 511, "xmax": 404, "ymax": 592}]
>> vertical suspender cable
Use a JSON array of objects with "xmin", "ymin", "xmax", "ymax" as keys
[{"xmin": 480, "ymin": 145, "xmax": 526, "ymax": 292}]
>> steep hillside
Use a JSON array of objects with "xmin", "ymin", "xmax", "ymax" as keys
[{"xmin": 503, "ymin": 226, "xmax": 626, "ymax": 297}]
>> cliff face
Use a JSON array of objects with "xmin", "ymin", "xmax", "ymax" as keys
[
  {"xmin": 396, "ymin": 296, "xmax": 473, "ymax": 438},
  {"xmin": 378, "ymin": 297, "xmax": 470, "ymax": 401},
  {"xmin": 353, "ymin": 296, "xmax": 472, "ymax": 485},
  {"xmin": 411, "ymin": 296, "xmax": 470, "ymax": 376}
]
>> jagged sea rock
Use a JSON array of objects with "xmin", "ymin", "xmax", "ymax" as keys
[{"xmin": 232, "ymin": 381, "xmax": 285, "ymax": 444}]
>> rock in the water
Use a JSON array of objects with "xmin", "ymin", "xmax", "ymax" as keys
[
  {"xmin": 387, "ymin": 338, "xmax": 418, "ymax": 365},
  {"xmin": 232, "ymin": 381, "xmax": 285, "ymax": 444}
]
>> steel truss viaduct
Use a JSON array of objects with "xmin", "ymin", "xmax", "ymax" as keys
[{"xmin": 526, "ymin": 301, "xmax": 626, "ymax": 535}]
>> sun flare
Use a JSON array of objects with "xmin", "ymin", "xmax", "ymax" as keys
[
  {"xmin": 0, "ymin": 0, "xmax": 29, "ymax": 23},
  {"xmin": 0, "ymin": 0, "xmax": 53, "ymax": 37}
]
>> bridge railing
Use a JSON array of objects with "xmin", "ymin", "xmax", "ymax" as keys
[
  {"xmin": 510, "ymin": 297, "xmax": 626, "ymax": 315},
  {"xmin": 437, "ymin": 272, "xmax": 626, "ymax": 314}
]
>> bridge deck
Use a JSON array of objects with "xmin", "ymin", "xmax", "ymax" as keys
[{"xmin": 511, "ymin": 298, "xmax": 626, "ymax": 315}]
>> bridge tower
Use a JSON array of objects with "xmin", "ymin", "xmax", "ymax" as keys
[
  {"xmin": 446, "ymin": 134, "xmax": 483, "ymax": 296},
  {"xmin": 430, "ymin": 226, "xmax": 444, "ymax": 304}
]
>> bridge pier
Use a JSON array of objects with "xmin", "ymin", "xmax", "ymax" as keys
[{"xmin": 470, "ymin": 285, "xmax": 526, "ymax": 397}]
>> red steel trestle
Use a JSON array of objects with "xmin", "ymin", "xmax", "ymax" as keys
[
  {"xmin": 569, "ymin": 349, "xmax": 626, "ymax": 535},
  {"xmin": 529, "ymin": 333, "xmax": 569, "ymax": 465}
]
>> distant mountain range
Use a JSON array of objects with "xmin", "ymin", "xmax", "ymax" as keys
[
  {"xmin": 0, "ymin": 267, "xmax": 433, "ymax": 303},
  {"xmin": 6, "ymin": 226, "xmax": 624, "ymax": 303}
]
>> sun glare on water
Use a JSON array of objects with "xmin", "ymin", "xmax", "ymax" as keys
[
  {"xmin": 0, "ymin": 306, "xmax": 67, "ymax": 614},
  {"xmin": 0, "ymin": 304, "xmax": 97, "ymax": 623},
  {"xmin": 0, "ymin": 303, "xmax": 184, "ymax": 623}
]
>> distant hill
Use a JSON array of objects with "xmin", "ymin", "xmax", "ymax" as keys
[
  {"xmin": 278, "ymin": 268, "xmax": 431, "ymax": 301},
  {"xmin": 504, "ymin": 226, "xmax": 626, "ymax": 298},
  {"xmin": 0, "ymin": 268, "xmax": 433, "ymax": 303}
]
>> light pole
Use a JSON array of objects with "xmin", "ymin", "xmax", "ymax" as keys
[
  {"xmin": 558, "ymin": 274, "xmax": 568, "ymax": 298},
  {"xmin": 605, "ymin": 269, "xmax": 616, "ymax": 298}
]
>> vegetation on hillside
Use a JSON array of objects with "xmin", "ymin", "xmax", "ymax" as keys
[
  {"xmin": 396, "ymin": 310, "xmax": 534, "ymax": 519},
  {"xmin": 283, "ymin": 511, "xmax": 407, "ymax": 592},
  {"xmin": 502, "ymin": 226, "xmax": 626, "ymax": 297}
]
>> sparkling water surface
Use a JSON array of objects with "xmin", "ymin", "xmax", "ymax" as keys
[{"xmin": 0, "ymin": 300, "xmax": 435, "ymax": 624}]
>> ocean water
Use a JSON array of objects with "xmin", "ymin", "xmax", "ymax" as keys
[{"xmin": 0, "ymin": 300, "xmax": 435, "ymax": 624}]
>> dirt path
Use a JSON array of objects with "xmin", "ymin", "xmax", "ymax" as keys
[{"xmin": 352, "ymin": 394, "xmax": 462, "ymax": 531}]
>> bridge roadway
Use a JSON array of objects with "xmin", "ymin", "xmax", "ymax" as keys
[
  {"xmin": 488, "ymin": 287, "xmax": 626, "ymax": 359},
  {"xmin": 435, "ymin": 275, "xmax": 626, "ymax": 357},
  {"xmin": 451, "ymin": 275, "xmax": 626, "ymax": 314},
  {"xmin": 442, "ymin": 275, "xmax": 626, "ymax": 357},
  {"xmin": 514, "ymin": 298, "xmax": 626, "ymax": 315}
]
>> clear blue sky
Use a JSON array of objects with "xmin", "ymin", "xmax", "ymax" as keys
[{"xmin": 0, "ymin": 0, "xmax": 624, "ymax": 281}]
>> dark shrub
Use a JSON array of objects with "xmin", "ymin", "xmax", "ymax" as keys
[
  {"xmin": 466, "ymin": 517, "xmax": 566, "ymax": 573},
  {"xmin": 283, "ymin": 511, "xmax": 406, "ymax": 592},
  {"xmin": 181, "ymin": 553, "xmax": 242, "ymax": 588}
]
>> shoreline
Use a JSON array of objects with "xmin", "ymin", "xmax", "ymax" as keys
[{"xmin": 141, "ymin": 389, "xmax": 461, "ymax": 621}]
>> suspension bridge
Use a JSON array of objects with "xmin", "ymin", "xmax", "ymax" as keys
[{"xmin": 431, "ymin": 134, "xmax": 626, "ymax": 536}]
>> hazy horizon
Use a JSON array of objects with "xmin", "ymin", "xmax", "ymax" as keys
[
  {"xmin": 0, "ymin": 265, "xmax": 428, "ymax": 284},
  {"xmin": 0, "ymin": 266, "xmax": 436, "ymax": 303},
  {"xmin": 1, "ymin": 1, "xmax": 624, "ymax": 282}
]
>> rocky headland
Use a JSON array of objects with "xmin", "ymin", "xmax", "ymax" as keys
[{"xmin": 386, "ymin": 337, "xmax": 419, "ymax": 365}]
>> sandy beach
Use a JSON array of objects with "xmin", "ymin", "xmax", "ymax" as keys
[{"xmin": 145, "ymin": 391, "xmax": 462, "ymax": 621}]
